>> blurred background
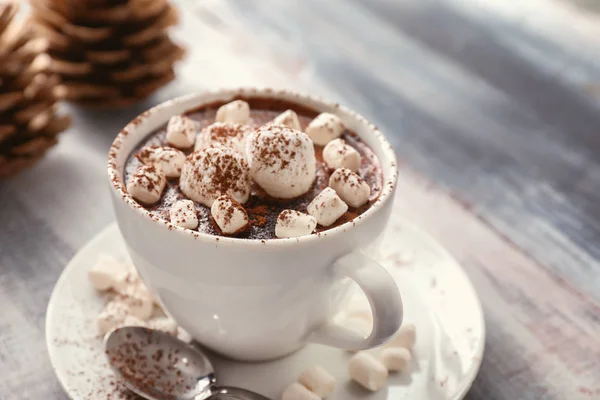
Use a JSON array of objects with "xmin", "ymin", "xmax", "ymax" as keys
[{"xmin": 1, "ymin": 0, "xmax": 599, "ymax": 399}]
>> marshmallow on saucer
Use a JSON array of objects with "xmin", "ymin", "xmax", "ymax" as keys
[
  {"xmin": 138, "ymin": 146, "xmax": 186, "ymax": 178},
  {"xmin": 195, "ymin": 122, "xmax": 250, "ymax": 154},
  {"xmin": 272, "ymin": 109, "xmax": 302, "ymax": 131},
  {"xmin": 307, "ymin": 187, "xmax": 348, "ymax": 226},
  {"xmin": 127, "ymin": 165, "xmax": 166, "ymax": 205},
  {"xmin": 275, "ymin": 210, "xmax": 317, "ymax": 238},
  {"xmin": 116, "ymin": 283, "xmax": 154, "ymax": 320},
  {"xmin": 348, "ymin": 352, "xmax": 388, "ymax": 391},
  {"xmin": 120, "ymin": 315, "xmax": 148, "ymax": 329},
  {"xmin": 148, "ymin": 317, "xmax": 178, "ymax": 335},
  {"xmin": 322, "ymin": 138, "xmax": 361, "ymax": 172},
  {"xmin": 169, "ymin": 199, "xmax": 198, "ymax": 229},
  {"xmin": 281, "ymin": 382, "xmax": 320, "ymax": 400},
  {"xmin": 166, "ymin": 115, "xmax": 197, "ymax": 149},
  {"xmin": 211, "ymin": 194, "xmax": 250, "ymax": 235},
  {"xmin": 98, "ymin": 300, "xmax": 130, "ymax": 335},
  {"xmin": 246, "ymin": 124, "xmax": 316, "ymax": 199},
  {"xmin": 385, "ymin": 323, "xmax": 416, "ymax": 349},
  {"xmin": 298, "ymin": 365, "xmax": 336, "ymax": 398},
  {"xmin": 215, "ymin": 100, "xmax": 250, "ymax": 124},
  {"xmin": 329, "ymin": 168, "xmax": 370, "ymax": 208},
  {"xmin": 306, "ymin": 112, "xmax": 344, "ymax": 146},
  {"xmin": 180, "ymin": 147, "xmax": 251, "ymax": 207},
  {"xmin": 380, "ymin": 347, "xmax": 412, "ymax": 372},
  {"xmin": 88, "ymin": 254, "xmax": 127, "ymax": 291}
]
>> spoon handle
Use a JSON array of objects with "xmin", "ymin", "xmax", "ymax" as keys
[{"xmin": 207, "ymin": 386, "xmax": 272, "ymax": 400}]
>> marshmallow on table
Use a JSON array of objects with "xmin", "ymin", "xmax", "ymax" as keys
[
  {"xmin": 166, "ymin": 115, "xmax": 197, "ymax": 149},
  {"xmin": 127, "ymin": 164, "xmax": 166, "ymax": 205},
  {"xmin": 98, "ymin": 300, "xmax": 130, "ymax": 335},
  {"xmin": 381, "ymin": 347, "xmax": 412, "ymax": 372},
  {"xmin": 138, "ymin": 146, "xmax": 186, "ymax": 178},
  {"xmin": 385, "ymin": 323, "xmax": 416, "ymax": 349},
  {"xmin": 307, "ymin": 187, "xmax": 348, "ymax": 227},
  {"xmin": 272, "ymin": 109, "xmax": 302, "ymax": 131},
  {"xmin": 306, "ymin": 112, "xmax": 344, "ymax": 146},
  {"xmin": 215, "ymin": 100, "xmax": 250, "ymax": 124},
  {"xmin": 275, "ymin": 210, "xmax": 317, "ymax": 238},
  {"xmin": 246, "ymin": 124, "xmax": 316, "ymax": 199},
  {"xmin": 116, "ymin": 282, "xmax": 154, "ymax": 320},
  {"xmin": 88, "ymin": 254, "xmax": 128, "ymax": 291},
  {"xmin": 322, "ymin": 138, "xmax": 361, "ymax": 172},
  {"xmin": 169, "ymin": 199, "xmax": 198, "ymax": 229},
  {"xmin": 348, "ymin": 352, "xmax": 388, "ymax": 392},
  {"xmin": 329, "ymin": 168, "xmax": 371, "ymax": 208},
  {"xmin": 180, "ymin": 147, "xmax": 251, "ymax": 207},
  {"xmin": 281, "ymin": 382, "xmax": 320, "ymax": 400},
  {"xmin": 298, "ymin": 365, "xmax": 336, "ymax": 398},
  {"xmin": 211, "ymin": 194, "xmax": 250, "ymax": 235},
  {"xmin": 148, "ymin": 317, "xmax": 178, "ymax": 335},
  {"xmin": 195, "ymin": 122, "xmax": 250, "ymax": 154}
]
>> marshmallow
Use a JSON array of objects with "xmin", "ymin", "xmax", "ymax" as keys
[
  {"xmin": 385, "ymin": 323, "xmax": 416, "ymax": 349},
  {"xmin": 138, "ymin": 146, "xmax": 186, "ymax": 178},
  {"xmin": 169, "ymin": 199, "xmax": 198, "ymax": 229},
  {"xmin": 307, "ymin": 187, "xmax": 348, "ymax": 226},
  {"xmin": 275, "ymin": 210, "xmax": 317, "ymax": 238},
  {"xmin": 116, "ymin": 283, "xmax": 154, "ymax": 320},
  {"xmin": 112, "ymin": 263, "xmax": 141, "ymax": 295},
  {"xmin": 166, "ymin": 115, "xmax": 197, "ymax": 149},
  {"xmin": 329, "ymin": 168, "xmax": 370, "ymax": 208},
  {"xmin": 215, "ymin": 100, "xmax": 250, "ymax": 124},
  {"xmin": 127, "ymin": 164, "xmax": 166, "ymax": 205},
  {"xmin": 180, "ymin": 147, "xmax": 251, "ymax": 207},
  {"xmin": 88, "ymin": 254, "xmax": 127, "ymax": 291},
  {"xmin": 177, "ymin": 327, "xmax": 193, "ymax": 343},
  {"xmin": 195, "ymin": 122, "xmax": 250, "ymax": 154},
  {"xmin": 348, "ymin": 352, "xmax": 388, "ymax": 392},
  {"xmin": 148, "ymin": 317, "xmax": 178, "ymax": 335},
  {"xmin": 322, "ymin": 139, "xmax": 361, "ymax": 172},
  {"xmin": 246, "ymin": 124, "xmax": 316, "ymax": 199},
  {"xmin": 98, "ymin": 300, "xmax": 129, "ymax": 335},
  {"xmin": 210, "ymin": 194, "xmax": 250, "ymax": 235},
  {"xmin": 380, "ymin": 348, "xmax": 412, "ymax": 372},
  {"xmin": 306, "ymin": 112, "xmax": 344, "ymax": 146},
  {"xmin": 298, "ymin": 366, "xmax": 336, "ymax": 398},
  {"xmin": 272, "ymin": 109, "xmax": 302, "ymax": 131},
  {"xmin": 281, "ymin": 382, "xmax": 320, "ymax": 400},
  {"xmin": 120, "ymin": 315, "xmax": 148, "ymax": 329}
]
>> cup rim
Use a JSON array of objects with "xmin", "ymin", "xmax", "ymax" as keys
[{"xmin": 108, "ymin": 87, "xmax": 398, "ymax": 247}]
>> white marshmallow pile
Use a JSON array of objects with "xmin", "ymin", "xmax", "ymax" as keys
[
  {"xmin": 90, "ymin": 254, "xmax": 191, "ymax": 342},
  {"xmin": 127, "ymin": 164, "xmax": 166, "ymax": 205},
  {"xmin": 322, "ymin": 138, "xmax": 361, "ymax": 172},
  {"xmin": 272, "ymin": 109, "xmax": 302, "ymax": 131},
  {"xmin": 329, "ymin": 168, "xmax": 371, "ymax": 208},
  {"xmin": 275, "ymin": 210, "xmax": 317, "ymax": 238},
  {"xmin": 166, "ymin": 115, "xmax": 197, "ymax": 149},
  {"xmin": 281, "ymin": 365, "xmax": 336, "ymax": 400},
  {"xmin": 305, "ymin": 113, "xmax": 344, "ymax": 146},
  {"xmin": 195, "ymin": 122, "xmax": 250, "ymax": 155},
  {"xmin": 216, "ymin": 99, "xmax": 250, "ymax": 124},
  {"xmin": 180, "ymin": 146, "xmax": 251, "ymax": 207},
  {"xmin": 246, "ymin": 124, "xmax": 316, "ymax": 199},
  {"xmin": 210, "ymin": 194, "xmax": 250, "ymax": 235},
  {"xmin": 169, "ymin": 199, "xmax": 199, "ymax": 229},
  {"xmin": 307, "ymin": 187, "xmax": 348, "ymax": 227},
  {"xmin": 138, "ymin": 146, "xmax": 186, "ymax": 178}
]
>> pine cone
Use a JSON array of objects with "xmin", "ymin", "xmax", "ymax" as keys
[
  {"xmin": 30, "ymin": 0, "xmax": 185, "ymax": 108},
  {"xmin": 0, "ymin": 0, "xmax": 70, "ymax": 178}
]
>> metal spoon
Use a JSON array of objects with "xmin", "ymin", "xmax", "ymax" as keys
[{"xmin": 105, "ymin": 326, "xmax": 272, "ymax": 400}]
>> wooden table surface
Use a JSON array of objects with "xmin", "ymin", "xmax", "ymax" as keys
[{"xmin": 1, "ymin": 0, "xmax": 599, "ymax": 399}]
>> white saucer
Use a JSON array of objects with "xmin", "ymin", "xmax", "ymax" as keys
[{"xmin": 46, "ymin": 218, "xmax": 484, "ymax": 400}]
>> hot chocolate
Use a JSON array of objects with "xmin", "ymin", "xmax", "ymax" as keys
[{"xmin": 124, "ymin": 97, "xmax": 383, "ymax": 240}]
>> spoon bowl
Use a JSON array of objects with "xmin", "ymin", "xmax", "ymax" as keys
[{"xmin": 105, "ymin": 327, "xmax": 270, "ymax": 400}]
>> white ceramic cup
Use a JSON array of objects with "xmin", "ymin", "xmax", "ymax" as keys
[{"xmin": 108, "ymin": 88, "xmax": 402, "ymax": 361}]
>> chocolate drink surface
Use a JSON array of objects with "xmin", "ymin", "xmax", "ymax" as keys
[{"xmin": 124, "ymin": 98, "xmax": 383, "ymax": 240}]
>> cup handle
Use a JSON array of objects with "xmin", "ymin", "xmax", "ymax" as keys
[{"xmin": 308, "ymin": 252, "xmax": 403, "ymax": 350}]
